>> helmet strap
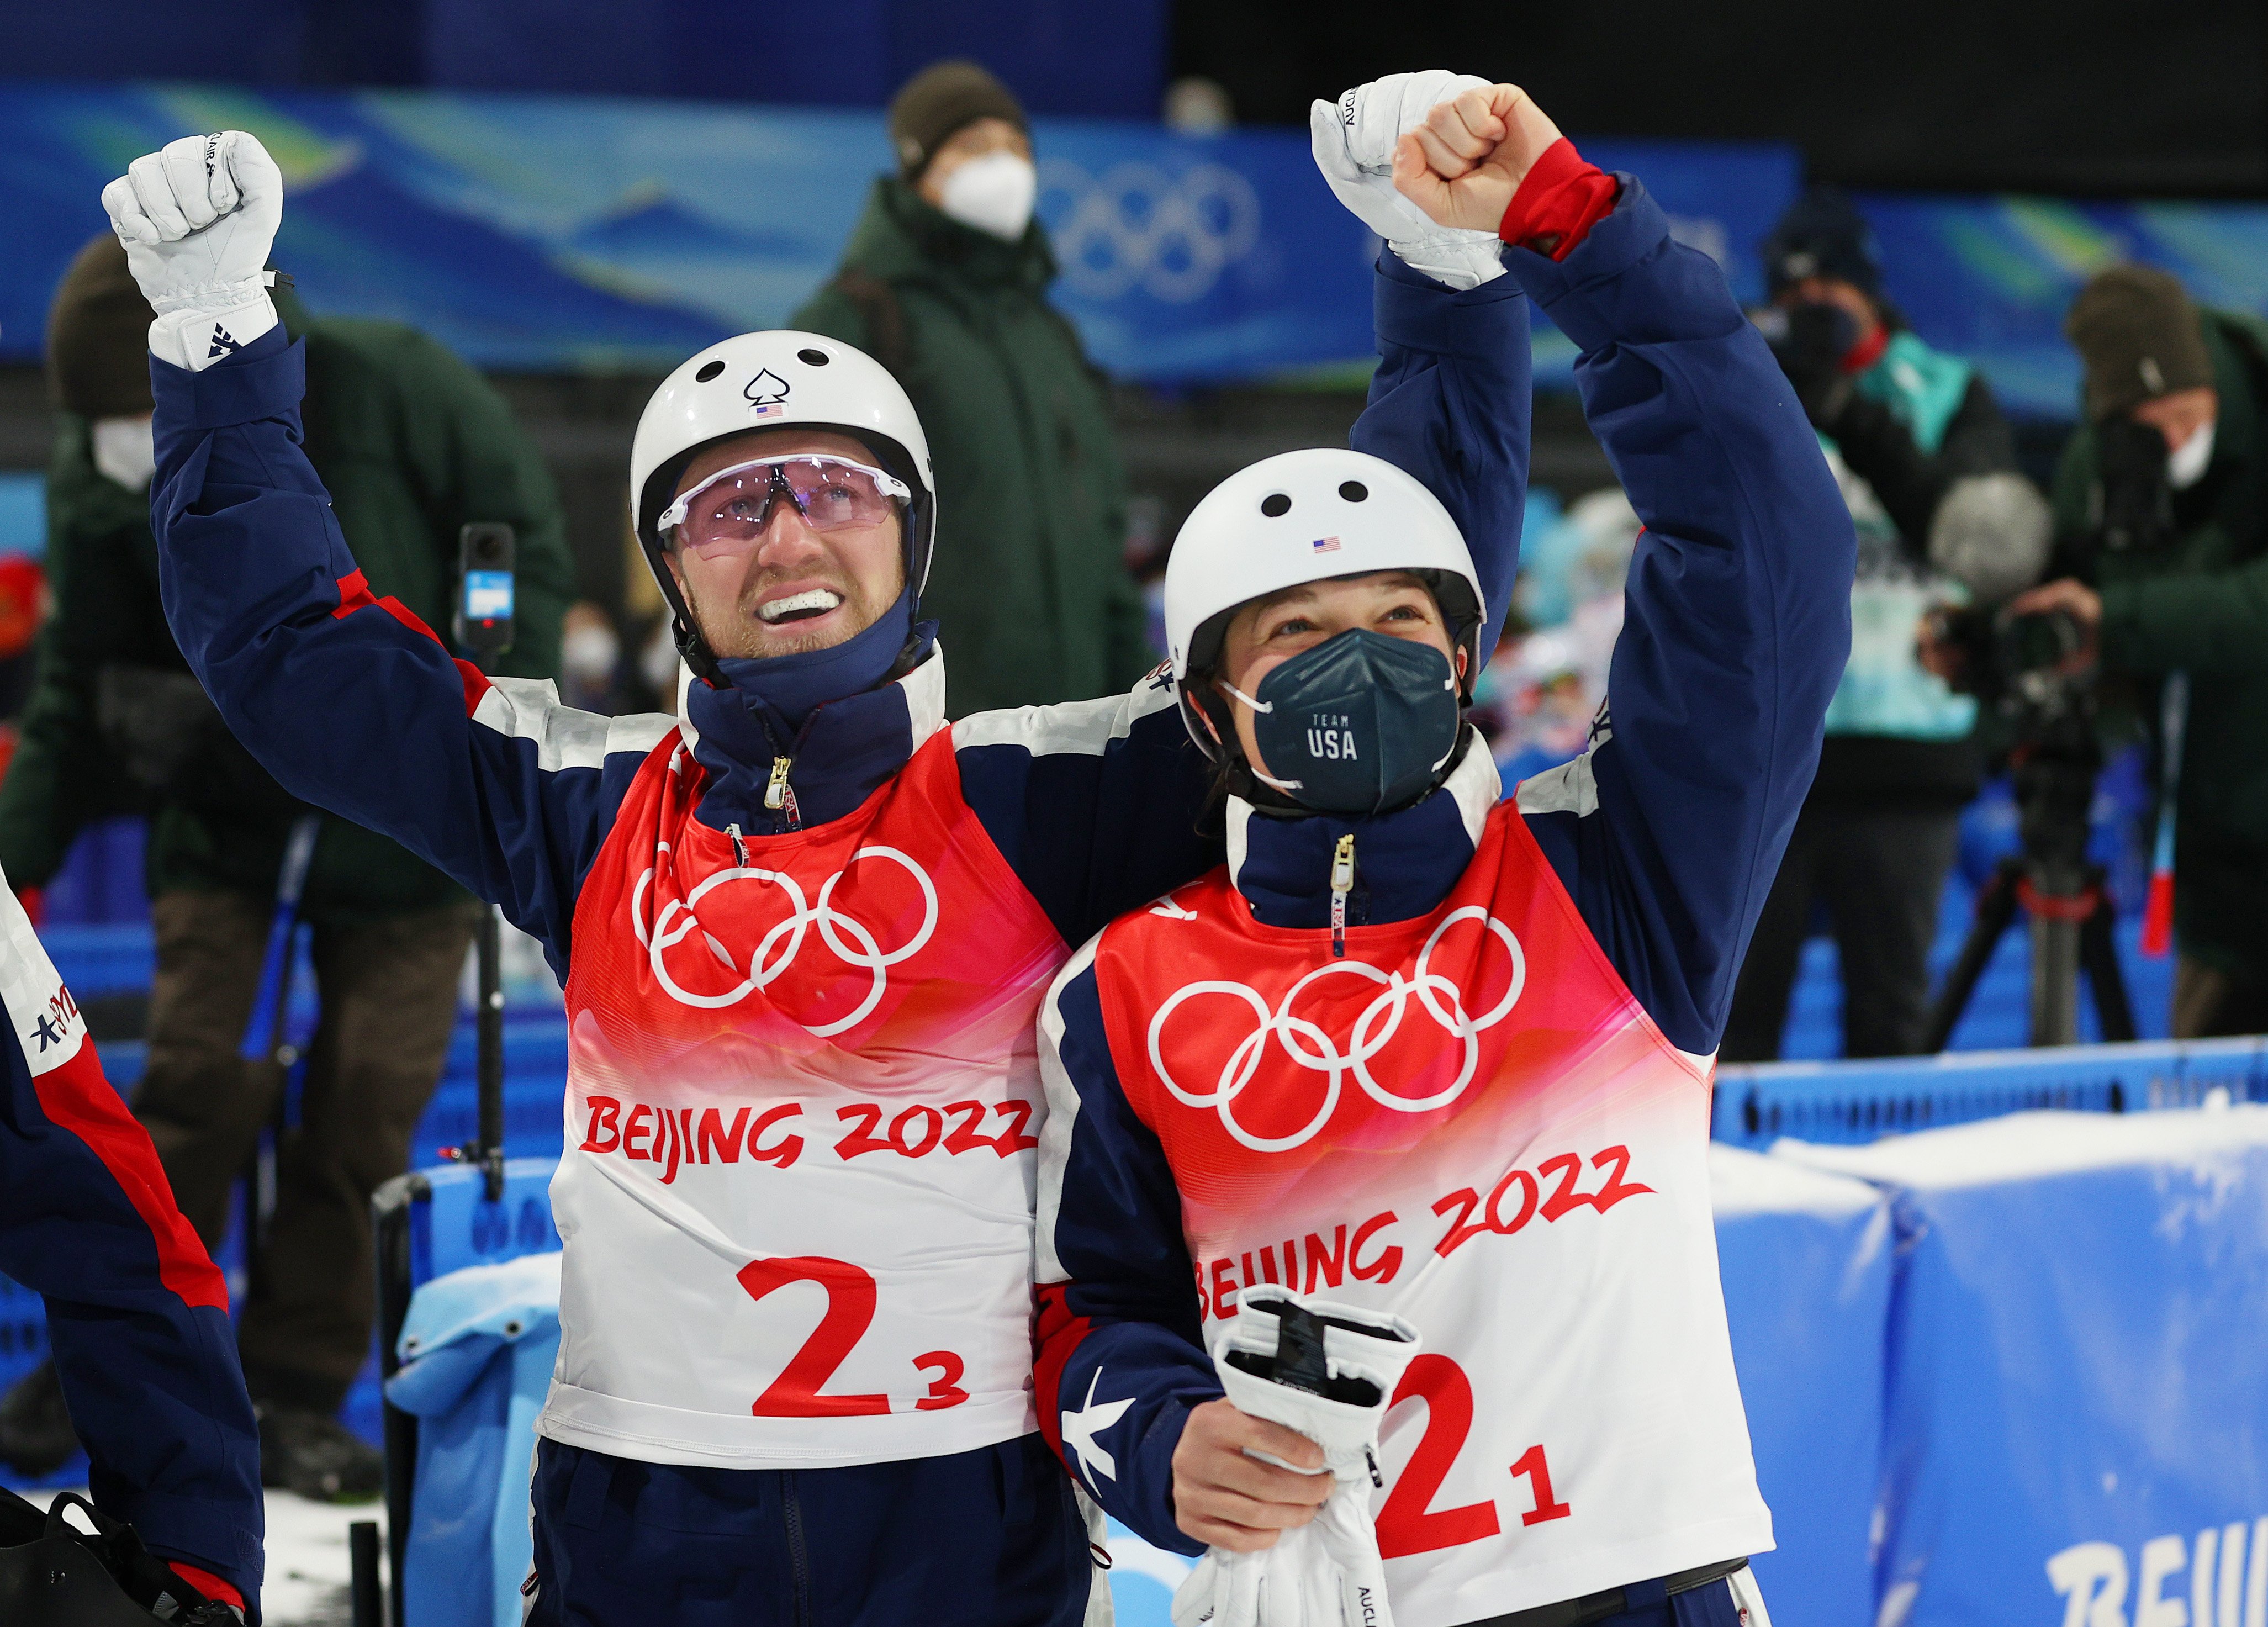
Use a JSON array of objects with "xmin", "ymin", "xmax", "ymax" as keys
[{"xmin": 642, "ymin": 538, "xmax": 723, "ymax": 685}]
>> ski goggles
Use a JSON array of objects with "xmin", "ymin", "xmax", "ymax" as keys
[{"xmin": 659, "ymin": 455, "xmax": 912, "ymax": 557}]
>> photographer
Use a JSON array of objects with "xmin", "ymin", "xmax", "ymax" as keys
[
  {"xmin": 1724, "ymin": 189, "xmax": 2049, "ymax": 1060},
  {"xmin": 0, "ymin": 233, "xmax": 573, "ymax": 1499},
  {"xmin": 2019, "ymin": 266, "xmax": 2268, "ymax": 1038}
]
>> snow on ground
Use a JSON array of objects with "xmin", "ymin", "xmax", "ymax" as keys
[{"xmin": 26, "ymin": 1487, "xmax": 382, "ymax": 1626}]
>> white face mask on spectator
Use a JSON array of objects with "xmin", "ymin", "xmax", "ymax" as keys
[
  {"xmin": 91, "ymin": 414, "xmax": 156, "ymax": 493},
  {"xmin": 641, "ymin": 617, "xmax": 684, "ymax": 702},
  {"xmin": 938, "ymin": 152, "xmax": 1037, "ymax": 242},
  {"xmin": 562, "ymin": 621, "xmax": 621, "ymax": 688},
  {"xmin": 2167, "ymin": 415, "xmax": 2216, "ymax": 489}
]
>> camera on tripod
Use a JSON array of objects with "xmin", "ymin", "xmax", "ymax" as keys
[
  {"xmin": 1928, "ymin": 604, "xmax": 2091, "ymax": 719},
  {"xmin": 1922, "ymin": 585, "xmax": 2135, "ymax": 1052}
]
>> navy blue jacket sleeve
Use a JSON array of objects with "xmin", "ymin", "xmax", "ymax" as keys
[
  {"xmin": 950, "ymin": 673, "xmax": 1220, "ymax": 952},
  {"xmin": 1356, "ymin": 249, "xmax": 1531, "ymax": 663},
  {"xmin": 1506, "ymin": 178, "xmax": 1855, "ymax": 1054},
  {"xmin": 955, "ymin": 254, "xmax": 1532, "ymax": 946},
  {"xmin": 1032, "ymin": 943, "xmax": 1216, "ymax": 1555},
  {"xmin": 0, "ymin": 889, "xmax": 263, "ymax": 1614},
  {"xmin": 149, "ymin": 333, "xmax": 673, "ymax": 975}
]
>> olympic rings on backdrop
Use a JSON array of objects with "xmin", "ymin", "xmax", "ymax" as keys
[
  {"xmin": 1040, "ymin": 159, "xmax": 1262, "ymax": 305},
  {"xmin": 632, "ymin": 847, "xmax": 938, "ymax": 1037},
  {"xmin": 1145, "ymin": 907, "xmax": 1525, "ymax": 1153}
]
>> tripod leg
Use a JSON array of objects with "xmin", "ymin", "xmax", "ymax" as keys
[
  {"xmin": 1925, "ymin": 860, "xmax": 2022, "ymax": 1053},
  {"xmin": 2080, "ymin": 875, "xmax": 2137, "ymax": 1043}
]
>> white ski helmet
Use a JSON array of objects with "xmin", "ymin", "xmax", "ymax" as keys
[
  {"xmin": 1163, "ymin": 446, "xmax": 1487, "ymax": 761},
  {"xmin": 628, "ymin": 330, "xmax": 935, "ymax": 679}
]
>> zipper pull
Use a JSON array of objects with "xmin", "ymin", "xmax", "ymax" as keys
[
  {"xmin": 1330, "ymin": 834, "xmax": 1356, "ymax": 959},
  {"xmin": 726, "ymin": 822, "xmax": 748, "ymax": 868},
  {"xmin": 765, "ymin": 756, "xmax": 792, "ymax": 810}
]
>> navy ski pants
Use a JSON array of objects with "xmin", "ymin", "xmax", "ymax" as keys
[{"xmin": 525, "ymin": 1434, "xmax": 1093, "ymax": 1626}]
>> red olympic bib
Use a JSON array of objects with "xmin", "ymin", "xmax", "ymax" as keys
[
  {"xmin": 540, "ymin": 728, "xmax": 1069, "ymax": 1470},
  {"xmin": 1093, "ymin": 804, "xmax": 1772, "ymax": 1622}
]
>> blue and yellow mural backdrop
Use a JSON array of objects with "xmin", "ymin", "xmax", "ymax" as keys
[{"xmin": 8, "ymin": 84, "xmax": 2265, "ymax": 414}]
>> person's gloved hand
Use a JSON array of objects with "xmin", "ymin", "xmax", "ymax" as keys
[
  {"xmin": 1310, "ymin": 72, "xmax": 1505, "ymax": 290},
  {"xmin": 1171, "ymin": 1287, "xmax": 1421, "ymax": 1627},
  {"xmin": 101, "ymin": 131, "xmax": 284, "ymax": 373}
]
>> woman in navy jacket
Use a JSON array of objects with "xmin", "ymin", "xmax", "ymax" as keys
[{"xmin": 1033, "ymin": 84, "xmax": 1853, "ymax": 1627}]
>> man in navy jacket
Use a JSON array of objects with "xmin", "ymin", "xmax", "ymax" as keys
[{"xmin": 104, "ymin": 102, "xmax": 1527, "ymax": 1625}]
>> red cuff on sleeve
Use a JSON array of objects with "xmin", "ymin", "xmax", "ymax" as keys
[
  {"xmin": 1498, "ymin": 138, "xmax": 1620, "ymax": 261},
  {"xmin": 169, "ymin": 1563, "xmax": 244, "ymax": 1612}
]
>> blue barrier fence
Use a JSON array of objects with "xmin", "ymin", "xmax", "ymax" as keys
[{"xmin": 1715, "ymin": 1036, "xmax": 2268, "ymax": 1149}]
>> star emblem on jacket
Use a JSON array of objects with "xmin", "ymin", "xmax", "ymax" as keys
[{"xmin": 1062, "ymin": 1367, "xmax": 1135, "ymax": 1485}]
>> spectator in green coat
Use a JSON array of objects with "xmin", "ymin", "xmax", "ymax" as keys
[
  {"xmin": 2015, "ymin": 265, "xmax": 2268, "ymax": 1038},
  {"xmin": 790, "ymin": 60, "xmax": 1151, "ymax": 717},
  {"xmin": 0, "ymin": 233, "xmax": 572, "ymax": 1499}
]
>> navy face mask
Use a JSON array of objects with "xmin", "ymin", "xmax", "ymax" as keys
[{"xmin": 1225, "ymin": 630, "xmax": 1462, "ymax": 816}]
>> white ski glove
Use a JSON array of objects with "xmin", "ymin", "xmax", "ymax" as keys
[
  {"xmin": 1310, "ymin": 72, "xmax": 1506, "ymax": 290},
  {"xmin": 1172, "ymin": 1287, "xmax": 1421, "ymax": 1627},
  {"xmin": 101, "ymin": 131, "xmax": 284, "ymax": 373}
]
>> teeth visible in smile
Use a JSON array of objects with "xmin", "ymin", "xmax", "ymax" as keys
[{"xmin": 758, "ymin": 589, "xmax": 843, "ymax": 624}]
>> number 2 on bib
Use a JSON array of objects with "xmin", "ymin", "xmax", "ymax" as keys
[
  {"xmin": 736, "ymin": 1255, "xmax": 968, "ymax": 1418},
  {"xmin": 1376, "ymin": 1354, "xmax": 1572, "ymax": 1559}
]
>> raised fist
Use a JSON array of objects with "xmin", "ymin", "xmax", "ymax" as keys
[
  {"xmin": 101, "ymin": 131, "xmax": 283, "ymax": 370},
  {"xmin": 1391, "ymin": 84, "xmax": 1564, "ymax": 235},
  {"xmin": 1310, "ymin": 72, "xmax": 1505, "ymax": 290}
]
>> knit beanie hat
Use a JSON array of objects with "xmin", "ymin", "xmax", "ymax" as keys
[
  {"xmin": 2066, "ymin": 264, "xmax": 2215, "ymax": 423},
  {"xmin": 889, "ymin": 60, "xmax": 1027, "ymax": 181},
  {"xmin": 46, "ymin": 233, "xmax": 156, "ymax": 419},
  {"xmin": 1762, "ymin": 188, "xmax": 1884, "ymax": 302}
]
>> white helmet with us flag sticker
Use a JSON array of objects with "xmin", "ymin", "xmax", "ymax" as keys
[
  {"xmin": 628, "ymin": 331, "xmax": 935, "ymax": 680},
  {"xmin": 1162, "ymin": 446, "xmax": 1486, "ymax": 760}
]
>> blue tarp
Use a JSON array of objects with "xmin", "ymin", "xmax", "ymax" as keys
[
  {"xmin": 0, "ymin": 84, "xmax": 1794, "ymax": 385},
  {"xmin": 1712, "ymin": 1147, "xmax": 1892, "ymax": 1625},
  {"xmin": 387, "ymin": 1250, "xmax": 563, "ymax": 1627},
  {"xmin": 1785, "ymin": 1107, "xmax": 2268, "ymax": 1627}
]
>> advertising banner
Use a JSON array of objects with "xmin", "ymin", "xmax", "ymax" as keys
[{"xmin": 0, "ymin": 84, "xmax": 1794, "ymax": 383}]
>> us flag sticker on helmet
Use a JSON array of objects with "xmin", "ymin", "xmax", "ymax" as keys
[
  {"xmin": 746, "ymin": 368, "xmax": 791, "ymax": 418},
  {"xmin": 1312, "ymin": 536, "xmax": 1341, "ymax": 553}
]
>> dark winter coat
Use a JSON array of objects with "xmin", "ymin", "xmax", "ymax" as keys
[
  {"xmin": 790, "ymin": 177, "xmax": 1150, "ymax": 717},
  {"xmin": 2052, "ymin": 309, "xmax": 2268, "ymax": 974},
  {"xmin": 0, "ymin": 298, "xmax": 572, "ymax": 921}
]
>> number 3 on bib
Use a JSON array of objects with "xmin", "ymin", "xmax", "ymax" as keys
[
  {"xmin": 735, "ymin": 1255, "xmax": 968, "ymax": 1417},
  {"xmin": 1376, "ymin": 1354, "xmax": 1572, "ymax": 1559}
]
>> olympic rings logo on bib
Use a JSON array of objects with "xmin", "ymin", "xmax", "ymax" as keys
[
  {"xmin": 632, "ymin": 844, "xmax": 939, "ymax": 1037},
  {"xmin": 1145, "ymin": 907, "xmax": 1525, "ymax": 1151}
]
